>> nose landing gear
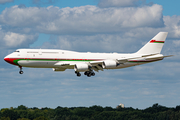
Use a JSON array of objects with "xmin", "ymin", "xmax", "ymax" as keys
[{"xmin": 19, "ymin": 66, "xmax": 23, "ymax": 74}]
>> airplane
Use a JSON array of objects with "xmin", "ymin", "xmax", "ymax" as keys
[{"xmin": 4, "ymin": 32, "xmax": 172, "ymax": 77}]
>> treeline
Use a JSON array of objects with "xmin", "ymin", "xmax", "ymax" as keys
[{"xmin": 1, "ymin": 103, "xmax": 180, "ymax": 120}]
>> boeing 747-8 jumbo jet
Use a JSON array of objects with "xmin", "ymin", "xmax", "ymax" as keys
[{"xmin": 4, "ymin": 32, "xmax": 172, "ymax": 77}]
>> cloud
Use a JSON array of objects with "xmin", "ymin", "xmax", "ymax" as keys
[
  {"xmin": 98, "ymin": 0, "xmax": 146, "ymax": 8},
  {"xmin": 0, "ymin": 4, "xmax": 164, "ymax": 35},
  {"xmin": 163, "ymin": 16, "xmax": 180, "ymax": 38},
  {"xmin": 3, "ymin": 32, "xmax": 38, "ymax": 48},
  {"xmin": 18, "ymin": 4, "xmax": 26, "ymax": 8},
  {"xmin": 0, "ymin": 0, "xmax": 13, "ymax": 4},
  {"xmin": 32, "ymin": 0, "xmax": 58, "ymax": 5},
  {"xmin": 0, "ymin": 28, "xmax": 38, "ymax": 48},
  {"xmin": 173, "ymin": 40, "xmax": 180, "ymax": 47},
  {"xmin": 0, "ymin": 4, "xmax": 167, "ymax": 53},
  {"xmin": 41, "ymin": 34, "xmax": 135, "ymax": 52},
  {"xmin": 0, "ymin": 4, "xmax": 178, "ymax": 59}
]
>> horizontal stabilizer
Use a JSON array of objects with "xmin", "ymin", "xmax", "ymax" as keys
[{"xmin": 163, "ymin": 55, "xmax": 174, "ymax": 58}]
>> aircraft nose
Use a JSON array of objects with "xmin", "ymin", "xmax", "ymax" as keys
[
  {"xmin": 4, "ymin": 57, "xmax": 10, "ymax": 63},
  {"xmin": 4, "ymin": 56, "xmax": 17, "ymax": 65}
]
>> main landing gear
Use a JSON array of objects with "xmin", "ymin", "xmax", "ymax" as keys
[
  {"xmin": 75, "ymin": 71, "xmax": 95, "ymax": 77},
  {"xmin": 19, "ymin": 66, "xmax": 23, "ymax": 74},
  {"xmin": 84, "ymin": 71, "xmax": 95, "ymax": 77}
]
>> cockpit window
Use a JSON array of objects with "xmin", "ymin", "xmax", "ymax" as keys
[{"xmin": 14, "ymin": 50, "xmax": 20, "ymax": 52}]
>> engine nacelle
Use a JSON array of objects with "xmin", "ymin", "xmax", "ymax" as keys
[
  {"xmin": 74, "ymin": 63, "xmax": 89, "ymax": 72},
  {"xmin": 102, "ymin": 60, "xmax": 118, "ymax": 69},
  {"xmin": 53, "ymin": 68, "xmax": 66, "ymax": 71}
]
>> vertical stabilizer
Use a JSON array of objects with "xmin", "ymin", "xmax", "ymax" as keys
[{"xmin": 136, "ymin": 32, "xmax": 168, "ymax": 55}]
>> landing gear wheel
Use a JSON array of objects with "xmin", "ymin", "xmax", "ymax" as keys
[
  {"xmin": 75, "ymin": 71, "xmax": 81, "ymax": 77},
  {"xmin": 77, "ymin": 72, "xmax": 81, "ymax": 77},
  {"xmin": 84, "ymin": 71, "xmax": 90, "ymax": 75},
  {"xmin": 84, "ymin": 71, "xmax": 87, "ymax": 75},
  {"xmin": 91, "ymin": 72, "xmax": 95, "ymax": 76},
  {"xmin": 87, "ymin": 73, "xmax": 91, "ymax": 77},
  {"xmin": 19, "ymin": 71, "xmax": 23, "ymax": 74}
]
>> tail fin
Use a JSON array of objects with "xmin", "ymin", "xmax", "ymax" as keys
[{"xmin": 136, "ymin": 32, "xmax": 168, "ymax": 55}]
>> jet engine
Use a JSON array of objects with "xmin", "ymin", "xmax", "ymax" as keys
[
  {"xmin": 74, "ymin": 63, "xmax": 90, "ymax": 72},
  {"xmin": 102, "ymin": 60, "xmax": 118, "ymax": 69}
]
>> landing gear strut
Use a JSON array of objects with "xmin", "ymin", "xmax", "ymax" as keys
[{"xmin": 19, "ymin": 66, "xmax": 23, "ymax": 74}]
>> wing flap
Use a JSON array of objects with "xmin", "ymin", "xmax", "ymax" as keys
[{"xmin": 89, "ymin": 61, "xmax": 104, "ymax": 71}]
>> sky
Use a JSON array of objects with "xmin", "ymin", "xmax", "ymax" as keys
[{"xmin": 0, "ymin": 0, "xmax": 180, "ymax": 109}]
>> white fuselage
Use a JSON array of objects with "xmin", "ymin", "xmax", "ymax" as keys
[{"xmin": 5, "ymin": 49, "xmax": 152, "ymax": 70}]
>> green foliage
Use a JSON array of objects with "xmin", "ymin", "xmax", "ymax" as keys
[
  {"xmin": 0, "ymin": 108, "xmax": 9, "ymax": 113},
  {"xmin": 89, "ymin": 105, "xmax": 104, "ymax": 112},
  {"xmin": 17, "ymin": 118, "xmax": 30, "ymax": 120},
  {"xmin": 1, "ymin": 104, "xmax": 180, "ymax": 120},
  {"xmin": 1, "ymin": 109, "xmax": 18, "ymax": 120},
  {"xmin": 0, "ymin": 117, "xmax": 10, "ymax": 120},
  {"xmin": 17, "ymin": 110, "xmax": 28, "ymax": 118},
  {"xmin": 16, "ymin": 105, "xmax": 27, "ymax": 110},
  {"xmin": 33, "ymin": 116, "xmax": 48, "ymax": 120}
]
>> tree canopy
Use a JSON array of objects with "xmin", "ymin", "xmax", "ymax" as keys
[{"xmin": 0, "ymin": 104, "xmax": 180, "ymax": 120}]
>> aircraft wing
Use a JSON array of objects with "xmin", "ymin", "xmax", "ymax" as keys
[
  {"xmin": 89, "ymin": 58, "xmax": 131, "ymax": 72},
  {"xmin": 89, "ymin": 54, "xmax": 173, "ymax": 72},
  {"xmin": 53, "ymin": 54, "xmax": 173, "ymax": 72},
  {"xmin": 88, "ymin": 58, "xmax": 130, "ymax": 72},
  {"xmin": 53, "ymin": 61, "xmax": 104, "ymax": 72},
  {"xmin": 54, "ymin": 58, "xmax": 138, "ymax": 72}
]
